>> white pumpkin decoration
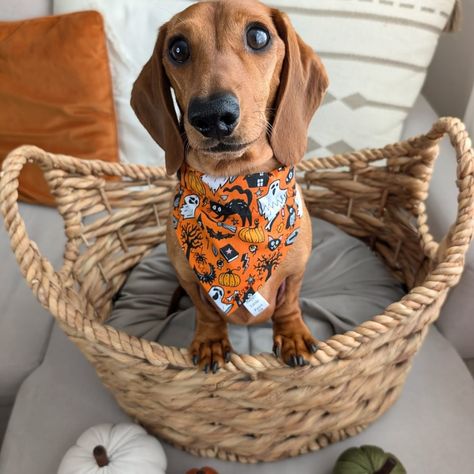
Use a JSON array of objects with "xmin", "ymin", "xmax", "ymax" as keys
[{"xmin": 58, "ymin": 423, "xmax": 167, "ymax": 474}]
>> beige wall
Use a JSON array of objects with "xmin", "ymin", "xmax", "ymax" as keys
[{"xmin": 423, "ymin": 1, "xmax": 474, "ymax": 117}]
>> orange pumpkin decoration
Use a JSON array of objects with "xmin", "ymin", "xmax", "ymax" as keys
[
  {"xmin": 218, "ymin": 269, "xmax": 241, "ymax": 287},
  {"xmin": 238, "ymin": 222, "xmax": 265, "ymax": 243},
  {"xmin": 186, "ymin": 467, "xmax": 219, "ymax": 474},
  {"xmin": 186, "ymin": 171, "xmax": 205, "ymax": 195}
]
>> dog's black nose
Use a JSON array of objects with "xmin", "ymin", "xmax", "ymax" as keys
[{"xmin": 188, "ymin": 93, "xmax": 240, "ymax": 139}]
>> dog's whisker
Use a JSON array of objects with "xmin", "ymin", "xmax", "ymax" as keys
[
  {"xmin": 251, "ymin": 111, "xmax": 274, "ymax": 136},
  {"xmin": 179, "ymin": 130, "xmax": 191, "ymax": 155}
]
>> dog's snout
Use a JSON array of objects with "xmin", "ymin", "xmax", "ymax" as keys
[{"xmin": 188, "ymin": 93, "xmax": 240, "ymax": 139}]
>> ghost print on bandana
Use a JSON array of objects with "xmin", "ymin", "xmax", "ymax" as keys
[{"xmin": 173, "ymin": 164, "xmax": 302, "ymax": 314}]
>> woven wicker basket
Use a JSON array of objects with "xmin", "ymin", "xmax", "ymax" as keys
[{"xmin": 1, "ymin": 117, "xmax": 473, "ymax": 463}]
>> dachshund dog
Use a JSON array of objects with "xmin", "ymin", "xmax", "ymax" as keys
[{"xmin": 131, "ymin": 0, "xmax": 328, "ymax": 372}]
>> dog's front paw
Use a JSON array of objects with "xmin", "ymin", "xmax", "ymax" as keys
[
  {"xmin": 190, "ymin": 336, "xmax": 233, "ymax": 374},
  {"xmin": 273, "ymin": 321, "xmax": 319, "ymax": 367}
]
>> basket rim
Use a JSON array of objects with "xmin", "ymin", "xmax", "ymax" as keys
[{"xmin": 1, "ymin": 117, "xmax": 473, "ymax": 374}]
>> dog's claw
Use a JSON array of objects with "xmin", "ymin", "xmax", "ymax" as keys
[
  {"xmin": 190, "ymin": 336, "xmax": 233, "ymax": 374},
  {"xmin": 273, "ymin": 344, "xmax": 281, "ymax": 358},
  {"xmin": 273, "ymin": 321, "xmax": 318, "ymax": 368}
]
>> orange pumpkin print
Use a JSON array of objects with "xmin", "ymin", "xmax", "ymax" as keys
[{"xmin": 218, "ymin": 269, "xmax": 241, "ymax": 287}]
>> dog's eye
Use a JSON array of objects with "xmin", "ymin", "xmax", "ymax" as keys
[
  {"xmin": 169, "ymin": 38, "xmax": 190, "ymax": 63},
  {"xmin": 246, "ymin": 25, "xmax": 270, "ymax": 51}
]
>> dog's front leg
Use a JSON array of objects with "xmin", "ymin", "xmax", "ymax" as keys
[
  {"xmin": 272, "ymin": 273, "xmax": 318, "ymax": 367},
  {"xmin": 182, "ymin": 282, "xmax": 233, "ymax": 373}
]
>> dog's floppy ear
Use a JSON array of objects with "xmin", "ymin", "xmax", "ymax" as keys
[
  {"xmin": 270, "ymin": 10, "xmax": 329, "ymax": 166},
  {"xmin": 131, "ymin": 23, "xmax": 184, "ymax": 175}
]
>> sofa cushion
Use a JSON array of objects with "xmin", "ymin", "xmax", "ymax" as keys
[
  {"xmin": 466, "ymin": 359, "xmax": 474, "ymax": 378},
  {"xmin": 0, "ymin": 11, "xmax": 119, "ymax": 205},
  {"xmin": 1, "ymin": 323, "xmax": 473, "ymax": 473},
  {"xmin": 108, "ymin": 217, "xmax": 405, "ymax": 353},
  {"xmin": 0, "ymin": 203, "xmax": 65, "ymax": 406}
]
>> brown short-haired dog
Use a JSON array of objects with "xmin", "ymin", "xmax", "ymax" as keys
[{"xmin": 131, "ymin": 0, "xmax": 328, "ymax": 372}]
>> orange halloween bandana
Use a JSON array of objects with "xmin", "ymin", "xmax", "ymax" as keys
[{"xmin": 172, "ymin": 164, "xmax": 302, "ymax": 315}]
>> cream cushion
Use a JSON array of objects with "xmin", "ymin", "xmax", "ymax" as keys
[{"xmin": 54, "ymin": 0, "xmax": 192, "ymax": 167}]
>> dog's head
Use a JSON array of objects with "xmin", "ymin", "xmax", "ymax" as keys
[{"xmin": 131, "ymin": 0, "xmax": 328, "ymax": 175}]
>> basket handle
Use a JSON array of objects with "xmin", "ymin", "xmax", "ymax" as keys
[
  {"xmin": 415, "ymin": 117, "xmax": 474, "ymax": 285},
  {"xmin": 1, "ymin": 145, "xmax": 172, "ymax": 323},
  {"xmin": 0, "ymin": 146, "xmax": 66, "ymax": 307}
]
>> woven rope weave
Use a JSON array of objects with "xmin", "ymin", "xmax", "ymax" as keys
[{"xmin": 1, "ymin": 117, "xmax": 473, "ymax": 462}]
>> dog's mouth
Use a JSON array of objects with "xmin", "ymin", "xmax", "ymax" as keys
[
  {"xmin": 197, "ymin": 137, "xmax": 259, "ymax": 157},
  {"xmin": 207, "ymin": 142, "xmax": 249, "ymax": 153}
]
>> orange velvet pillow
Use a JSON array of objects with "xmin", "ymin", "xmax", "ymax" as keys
[{"xmin": 0, "ymin": 11, "xmax": 119, "ymax": 206}]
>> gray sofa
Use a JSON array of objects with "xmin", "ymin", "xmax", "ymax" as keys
[{"xmin": 1, "ymin": 2, "xmax": 474, "ymax": 473}]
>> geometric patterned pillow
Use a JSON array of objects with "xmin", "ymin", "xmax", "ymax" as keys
[{"xmin": 268, "ymin": 0, "xmax": 459, "ymax": 157}]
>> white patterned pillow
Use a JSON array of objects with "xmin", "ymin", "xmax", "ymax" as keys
[
  {"xmin": 270, "ymin": 0, "xmax": 458, "ymax": 157},
  {"xmin": 54, "ymin": 0, "xmax": 458, "ymax": 165},
  {"xmin": 54, "ymin": 0, "xmax": 193, "ymax": 167}
]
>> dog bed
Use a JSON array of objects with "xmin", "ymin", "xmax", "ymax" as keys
[
  {"xmin": 1, "ymin": 117, "xmax": 473, "ymax": 462},
  {"xmin": 108, "ymin": 218, "xmax": 405, "ymax": 353}
]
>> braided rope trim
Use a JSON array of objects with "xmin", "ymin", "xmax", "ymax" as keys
[{"xmin": 1, "ymin": 117, "xmax": 473, "ymax": 375}]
